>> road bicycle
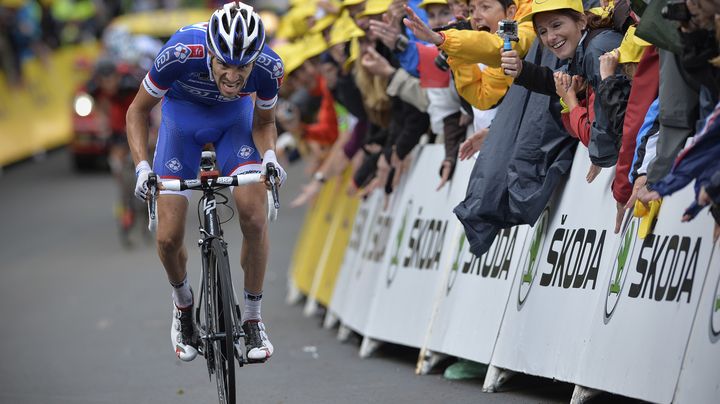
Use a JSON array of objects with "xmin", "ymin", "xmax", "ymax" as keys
[{"xmin": 146, "ymin": 151, "xmax": 280, "ymax": 404}]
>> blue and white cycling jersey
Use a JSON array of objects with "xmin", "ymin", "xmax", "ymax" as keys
[
  {"xmin": 142, "ymin": 22, "xmax": 284, "ymax": 109},
  {"xmin": 145, "ymin": 22, "xmax": 285, "ymax": 186}
]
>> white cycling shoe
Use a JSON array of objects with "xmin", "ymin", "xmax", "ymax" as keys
[
  {"xmin": 171, "ymin": 303, "xmax": 198, "ymax": 362},
  {"xmin": 242, "ymin": 320, "xmax": 274, "ymax": 362}
]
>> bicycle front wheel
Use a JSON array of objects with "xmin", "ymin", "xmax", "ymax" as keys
[{"xmin": 207, "ymin": 239, "xmax": 237, "ymax": 404}]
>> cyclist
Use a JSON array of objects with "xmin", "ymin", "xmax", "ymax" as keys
[
  {"xmin": 127, "ymin": 1, "xmax": 286, "ymax": 363},
  {"xmin": 84, "ymin": 58, "xmax": 144, "ymax": 245}
]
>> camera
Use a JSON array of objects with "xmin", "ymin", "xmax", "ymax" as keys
[
  {"xmin": 432, "ymin": 18, "xmax": 473, "ymax": 33},
  {"xmin": 661, "ymin": 0, "xmax": 690, "ymax": 22},
  {"xmin": 433, "ymin": 19, "xmax": 473, "ymax": 71},
  {"xmin": 497, "ymin": 20, "xmax": 519, "ymax": 42}
]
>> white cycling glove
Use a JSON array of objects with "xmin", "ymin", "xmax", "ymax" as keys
[
  {"xmin": 134, "ymin": 160, "xmax": 152, "ymax": 201},
  {"xmin": 262, "ymin": 150, "xmax": 287, "ymax": 186}
]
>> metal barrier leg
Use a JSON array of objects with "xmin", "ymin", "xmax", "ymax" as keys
[
  {"xmin": 359, "ymin": 336, "xmax": 382, "ymax": 358},
  {"xmin": 323, "ymin": 311, "xmax": 339, "ymax": 330},
  {"xmin": 303, "ymin": 296, "xmax": 319, "ymax": 317},
  {"xmin": 482, "ymin": 365, "xmax": 516, "ymax": 393},
  {"xmin": 337, "ymin": 323, "xmax": 352, "ymax": 342},
  {"xmin": 570, "ymin": 385, "xmax": 601, "ymax": 404},
  {"xmin": 286, "ymin": 283, "xmax": 303, "ymax": 305},
  {"xmin": 416, "ymin": 348, "xmax": 449, "ymax": 375}
]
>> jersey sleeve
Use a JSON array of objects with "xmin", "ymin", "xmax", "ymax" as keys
[
  {"xmin": 142, "ymin": 31, "xmax": 205, "ymax": 98},
  {"xmin": 254, "ymin": 48, "xmax": 284, "ymax": 110}
]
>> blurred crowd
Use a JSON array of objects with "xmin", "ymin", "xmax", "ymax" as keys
[
  {"xmin": 0, "ymin": 0, "xmax": 233, "ymax": 87},
  {"xmin": 271, "ymin": 0, "xmax": 720, "ymax": 254}
]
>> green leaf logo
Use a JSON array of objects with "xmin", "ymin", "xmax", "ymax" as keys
[
  {"xmin": 390, "ymin": 205, "xmax": 410, "ymax": 265},
  {"xmin": 610, "ymin": 221, "xmax": 635, "ymax": 294},
  {"xmin": 522, "ymin": 221, "xmax": 544, "ymax": 283},
  {"xmin": 452, "ymin": 233, "xmax": 466, "ymax": 272}
]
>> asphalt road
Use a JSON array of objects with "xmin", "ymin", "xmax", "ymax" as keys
[{"xmin": 0, "ymin": 149, "xmax": 631, "ymax": 404}]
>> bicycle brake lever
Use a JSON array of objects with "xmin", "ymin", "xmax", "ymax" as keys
[
  {"xmin": 147, "ymin": 173, "xmax": 158, "ymax": 232},
  {"xmin": 266, "ymin": 163, "xmax": 281, "ymax": 210}
]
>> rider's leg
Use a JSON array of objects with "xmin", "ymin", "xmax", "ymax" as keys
[
  {"xmin": 233, "ymin": 183, "xmax": 274, "ymax": 361},
  {"xmin": 157, "ymin": 193, "xmax": 198, "ymax": 362},
  {"xmin": 233, "ymin": 182, "xmax": 268, "ymax": 299},
  {"xmin": 156, "ymin": 194, "xmax": 190, "ymax": 293}
]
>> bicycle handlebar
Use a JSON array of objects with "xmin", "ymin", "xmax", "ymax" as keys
[
  {"xmin": 146, "ymin": 170, "xmax": 280, "ymax": 233},
  {"xmin": 161, "ymin": 172, "xmax": 263, "ymax": 191}
]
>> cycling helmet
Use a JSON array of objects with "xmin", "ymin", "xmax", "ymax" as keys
[{"xmin": 206, "ymin": 1, "xmax": 266, "ymax": 66}]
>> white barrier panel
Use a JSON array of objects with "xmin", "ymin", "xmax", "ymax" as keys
[
  {"xmin": 574, "ymin": 186, "xmax": 715, "ymax": 403},
  {"xmin": 363, "ymin": 145, "xmax": 456, "ymax": 347},
  {"xmin": 336, "ymin": 191, "xmax": 389, "ymax": 334},
  {"xmin": 673, "ymin": 241, "xmax": 719, "ymax": 404},
  {"xmin": 423, "ymin": 155, "xmax": 530, "ymax": 363},
  {"xmin": 327, "ymin": 192, "xmax": 381, "ymax": 322},
  {"xmin": 490, "ymin": 146, "xmax": 623, "ymax": 382},
  {"xmin": 338, "ymin": 150, "xmax": 418, "ymax": 334}
]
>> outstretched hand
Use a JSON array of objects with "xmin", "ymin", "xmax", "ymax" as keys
[{"xmin": 402, "ymin": 5, "xmax": 443, "ymax": 45}]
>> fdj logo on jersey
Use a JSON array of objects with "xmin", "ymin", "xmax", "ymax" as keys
[
  {"xmin": 604, "ymin": 215, "xmax": 640, "ymax": 322},
  {"xmin": 517, "ymin": 208, "xmax": 549, "ymax": 307},
  {"xmin": 155, "ymin": 43, "xmax": 204, "ymax": 72}
]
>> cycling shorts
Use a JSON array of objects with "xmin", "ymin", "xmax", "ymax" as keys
[{"xmin": 153, "ymin": 96, "xmax": 262, "ymax": 189}]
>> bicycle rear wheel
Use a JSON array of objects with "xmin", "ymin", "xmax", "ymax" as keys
[{"xmin": 207, "ymin": 239, "xmax": 237, "ymax": 404}]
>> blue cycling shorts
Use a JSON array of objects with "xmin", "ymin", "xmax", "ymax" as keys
[{"xmin": 153, "ymin": 96, "xmax": 262, "ymax": 182}]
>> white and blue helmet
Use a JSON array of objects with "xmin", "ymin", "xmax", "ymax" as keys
[{"xmin": 206, "ymin": 1, "xmax": 266, "ymax": 66}]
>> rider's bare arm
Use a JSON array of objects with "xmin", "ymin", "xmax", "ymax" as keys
[
  {"xmin": 252, "ymin": 104, "xmax": 278, "ymax": 155},
  {"xmin": 126, "ymin": 86, "xmax": 162, "ymax": 166}
]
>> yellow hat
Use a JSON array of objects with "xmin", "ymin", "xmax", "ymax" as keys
[
  {"xmin": 311, "ymin": 13, "xmax": 339, "ymax": 33},
  {"xmin": 617, "ymin": 26, "xmax": 650, "ymax": 64},
  {"xmin": 344, "ymin": 36, "xmax": 361, "ymax": 71},
  {"xmin": 358, "ymin": 0, "xmax": 392, "ymax": 17},
  {"xmin": 275, "ymin": 42, "xmax": 304, "ymax": 75},
  {"xmin": 342, "ymin": 0, "xmax": 366, "ymax": 7},
  {"xmin": 520, "ymin": 0, "xmax": 584, "ymax": 23},
  {"xmin": 328, "ymin": 11, "xmax": 365, "ymax": 45},
  {"xmin": 418, "ymin": 0, "xmax": 448, "ymax": 9},
  {"xmin": 301, "ymin": 32, "xmax": 329, "ymax": 61}
]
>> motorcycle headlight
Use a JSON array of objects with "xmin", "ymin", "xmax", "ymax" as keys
[{"xmin": 74, "ymin": 93, "xmax": 94, "ymax": 117}]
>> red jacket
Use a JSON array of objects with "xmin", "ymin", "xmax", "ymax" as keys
[
  {"xmin": 561, "ymin": 90, "xmax": 594, "ymax": 147},
  {"xmin": 302, "ymin": 75, "xmax": 339, "ymax": 146},
  {"xmin": 612, "ymin": 46, "xmax": 659, "ymax": 205}
]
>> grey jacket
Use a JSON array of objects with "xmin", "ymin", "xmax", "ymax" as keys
[{"xmin": 453, "ymin": 40, "xmax": 577, "ymax": 256}]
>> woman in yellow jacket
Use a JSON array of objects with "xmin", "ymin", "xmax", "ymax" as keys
[{"xmin": 403, "ymin": 0, "xmax": 535, "ymax": 110}]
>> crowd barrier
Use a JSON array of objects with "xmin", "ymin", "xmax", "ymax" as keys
[
  {"xmin": 0, "ymin": 42, "xmax": 100, "ymax": 168},
  {"xmin": 288, "ymin": 143, "xmax": 719, "ymax": 403}
]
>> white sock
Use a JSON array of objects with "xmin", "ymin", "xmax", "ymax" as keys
[
  {"xmin": 243, "ymin": 289, "xmax": 262, "ymax": 322},
  {"xmin": 171, "ymin": 275, "xmax": 193, "ymax": 309}
]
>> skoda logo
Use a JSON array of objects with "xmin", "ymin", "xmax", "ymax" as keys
[
  {"xmin": 446, "ymin": 231, "xmax": 466, "ymax": 295},
  {"xmin": 517, "ymin": 208, "xmax": 549, "ymax": 308},
  {"xmin": 603, "ymin": 213, "xmax": 639, "ymax": 323},
  {"xmin": 386, "ymin": 200, "xmax": 413, "ymax": 287},
  {"xmin": 710, "ymin": 269, "xmax": 720, "ymax": 342}
]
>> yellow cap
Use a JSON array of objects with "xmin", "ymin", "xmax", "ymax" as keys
[
  {"xmin": 358, "ymin": 0, "xmax": 392, "ymax": 17},
  {"xmin": 418, "ymin": 0, "xmax": 448, "ymax": 9},
  {"xmin": 301, "ymin": 32, "xmax": 329, "ymax": 61},
  {"xmin": 342, "ymin": 0, "xmax": 366, "ymax": 7},
  {"xmin": 616, "ymin": 26, "xmax": 650, "ymax": 64},
  {"xmin": 328, "ymin": 11, "xmax": 365, "ymax": 45},
  {"xmin": 520, "ymin": 0, "xmax": 584, "ymax": 23},
  {"xmin": 311, "ymin": 13, "xmax": 339, "ymax": 33},
  {"xmin": 344, "ymin": 36, "xmax": 361, "ymax": 71},
  {"xmin": 275, "ymin": 42, "xmax": 304, "ymax": 75}
]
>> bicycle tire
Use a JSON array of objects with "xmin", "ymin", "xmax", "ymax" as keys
[{"xmin": 208, "ymin": 239, "xmax": 236, "ymax": 404}]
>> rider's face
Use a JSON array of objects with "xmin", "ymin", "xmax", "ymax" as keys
[{"xmin": 210, "ymin": 54, "xmax": 254, "ymax": 98}]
